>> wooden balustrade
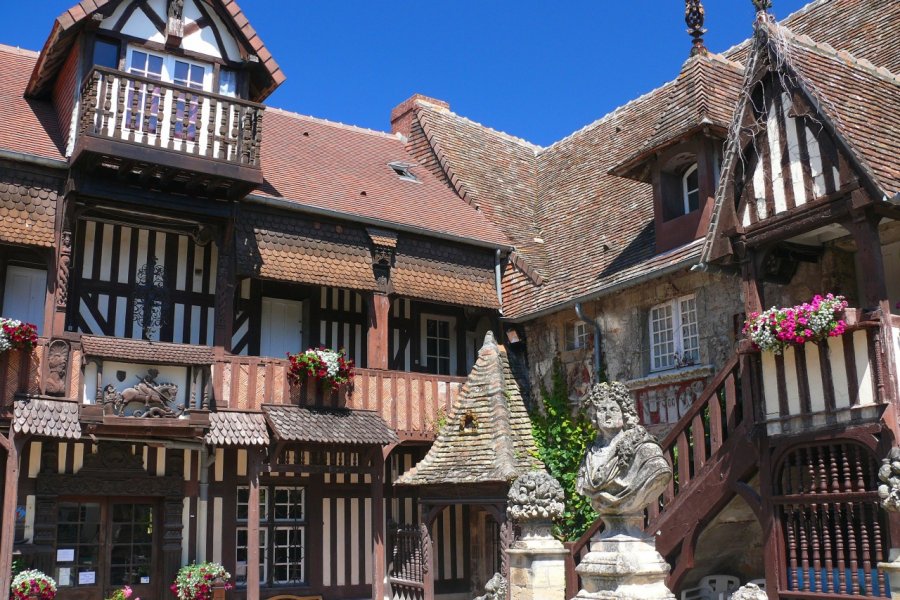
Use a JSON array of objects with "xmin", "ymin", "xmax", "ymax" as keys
[
  {"xmin": 76, "ymin": 66, "xmax": 264, "ymax": 177},
  {"xmin": 212, "ymin": 354, "xmax": 464, "ymax": 440}
]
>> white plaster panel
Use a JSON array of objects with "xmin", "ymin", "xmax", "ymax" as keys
[
  {"xmin": 828, "ymin": 335, "xmax": 850, "ymax": 409},
  {"xmin": 783, "ymin": 347, "xmax": 801, "ymax": 415},
  {"xmin": 805, "ymin": 343, "xmax": 825, "ymax": 412},
  {"xmin": 854, "ymin": 330, "xmax": 874, "ymax": 405},
  {"xmin": 761, "ymin": 351, "xmax": 780, "ymax": 417}
]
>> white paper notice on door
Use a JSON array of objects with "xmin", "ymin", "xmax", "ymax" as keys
[
  {"xmin": 140, "ymin": 577, "xmax": 150, "ymax": 584},
  {"xmin": 56, "ymin": 549, "xmax": 75, "ymax": 562},
  {"xmin": 57, "ymin": 568, "xmax": 70, "ymax": 587},
  {"xmin": 78, "ymin": 571, "xmax": 95, "ymax": 585}
]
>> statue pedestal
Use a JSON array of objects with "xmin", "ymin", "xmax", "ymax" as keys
[
  {"xmin": 877, "ymin": 548, "xmax": 900, "ymax": 596},
  {"xmin": 509, "ymin": 521, "xmax": 567, "ymax": 600},
  {"xmin": 573, "ymin": 515, "xmax": 674, "ymax": 600}
]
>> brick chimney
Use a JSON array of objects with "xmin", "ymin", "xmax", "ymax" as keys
[{"xmin": 390, "ymin": 94, "xmax": 450, "ymax": 138}]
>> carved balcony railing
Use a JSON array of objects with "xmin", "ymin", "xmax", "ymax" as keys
[
  {"xmin": 74, "ymin": 66, "xmax": 264, "ymax": 196},
  {"xmin": 212, "ymin": 353, "xmax": 465, "ymax": 441}
]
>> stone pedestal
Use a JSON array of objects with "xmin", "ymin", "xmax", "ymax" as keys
[
  {"xmin": 877, "ymin": 547, "xmax": 900, "ymax": 596},
  {"xmin": 509, "ymin": 521, "xmax": 567, "ymax": 600},
  {"xmin": 573, "ymin": 515, "xmax": 674, "ymax": 600}
]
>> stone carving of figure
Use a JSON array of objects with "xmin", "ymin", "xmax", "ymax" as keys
[
  {"xmin": 729, "ymin": 583, "xmax": 767, "ymax": 600},
  {"xmin": 878, "ymin": 446, "xmax": 900, "ymax": 512},
  {"xmin": 168, "ymin": 0, "xmax": 184, "ymax": 21},
  {"xmin": 576, "ymin": 382, "xmax": 672, "ymax": 520},
  {"xmin": 473, "ymin": 573, "xmax": 507, "ymax": 600}
]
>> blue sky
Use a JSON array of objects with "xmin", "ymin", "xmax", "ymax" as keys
[{"xmin": 7, "ymin": 1, "xmax": 811, "ymax": 146}]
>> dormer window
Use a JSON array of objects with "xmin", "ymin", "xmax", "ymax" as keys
[
  {"xmin": 389, "ymin": 162, "xmax": 417, "ymax": 182},
  {"xmin": 682, "ymin": 163, "xmax": 700, "ymax": 215}
]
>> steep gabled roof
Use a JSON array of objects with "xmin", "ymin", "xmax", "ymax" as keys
[
  {"xmin": 700, "ymin": 16, "xmax": 900, "ymax": 265},
  {"xmin": 27, "ymin": 0, "xmax": 285, "ymax": 101},
  {"xmin": 396, "ymin": 332, "xmax": 543, "ymax": 487}
]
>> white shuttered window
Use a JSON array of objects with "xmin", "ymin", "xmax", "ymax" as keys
[{"xmin": 649, "ymin": 295, "xmax": 699, "ymax": 371}]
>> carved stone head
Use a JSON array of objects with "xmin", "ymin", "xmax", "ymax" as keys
[
  {"xmin": 581, "ymin": 382, "xmax": 639, "ymax": 438},
  {"xmin": 878, "ymin": 447, "xmax": 900, "ymax": 512}
]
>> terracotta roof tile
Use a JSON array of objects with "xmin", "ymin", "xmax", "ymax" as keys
[
  {"xmin": 0, "ymin": 45, "xmax": 64, "ymax": 161},
  {"xmin": 263, "ymin": 405, "xmax": 398, "ymax": 445},
  {"xmin": 392, "ymin": 237, "xmax": 499, "ymax": 309},
  {"xmin": 366, "ymin": 227, "xmax": 398, "ymax": 249},
  {"xmin": 0, "ymin": 161, "xmax": 61, "ymax": 247},
  {"xmin": 396, "ymin": 333, "xmax": 543, "ymax": 486},
  {"xmin": 13, "ymin": 398, "xmax": 81, "ymax": 439},
  {"xmin": 256, "ymin": 109, "xmax": 510, "ymax": 248},
  {"xmin": 206, "ymin": 411, "xmax": 269, "ymax": 446},
  {"xmin": 236, "ymin": 209, "xmax": 377, "ymax": 291},
  {"xmin": 81, "ymin": 335, "xmax": 214, "ymax": 365}
]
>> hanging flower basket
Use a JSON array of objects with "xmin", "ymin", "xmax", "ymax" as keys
[
  {"xmin": 0, "ymin": 318, "xmax": 38, "ymax": 354},
  {"xmin": 170, "ymin": 562, "xmax": 232, "ymax": 600},
  {"xmin": 10, "ymin": 569, "xmax": 56, "ymax": 600},
  {"xmin": 287, "ymin": 347, "xmax": 354, "ymax": 390},
  {"xmin": 742, "ymin": 293, "xmax": 848, "ymax": 354}
]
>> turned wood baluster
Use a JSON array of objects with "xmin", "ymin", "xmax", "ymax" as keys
[
  {"xmin": 218, "ymin": 101, "xmax": 229, "ymax": 159},
  {"xmin": 840, "ymin": 443, "xmax": 854, "ymax": 493},
  {"xmin": 141, "ymin": 82, "xmax": 153, "ymax": 139},
  {"xmin": 205, "ymin": 98, "xmax": 216, "ymax": 157},
  {"xmin": 822, "ymin": 502, "xmax": 834, "ymax": 593},
  {"xmin": 847, "ymin": 501, "xmax": 860, "ymax": 594},
  {"xmin": 799, "ymin": 505, "xmax": 811, "ymax": 591},
  {"xmin": 816, "ymin": 445, "xmax": 828, "ymax": 493},
  {"xmin": 872, "ymin": 505, "xmax": 887, "ymax": 595},
  {"xmin": 116, "ymin": 77, "xmax": 126, "ymax": 139},
  {"xmin": 852, "ymin": 445, "xmax": 866, "ymax": 492},
  {"xmin": 858, "ymin": 502, "xmax": 872, "ymax": 595},
  {"xmin": 810, "ymin": 503, "xmax": 822, "ymax": 591},
  {"xmin": 834, "ymin": 502, "xmax": 848, "ymax": 594},
  {"xmin": 230, "ymin": 104, "xmax": 240, "ymax": 158},
  {"xmin": 252, "ymin": 109, "xmax": 263, "ymax": 167},
  {"xmin": 154, "ymin": 85, "xmax": 166, "ymax": 147},
  {"xmin": 787, "ymin": 507, "xmax": 799, "ymax": 590},
  {"xmin": 168, "ymin": 89, "xmax": 179, "ymax": 150},
  {"xmin": 241, "ymin": 107, "xmax": 253, "ymax": 164},
  {"xmin": 181, "ymin": 92, "xmax": 192, "ymax": 144},
  {"xmin": 102, "ymin": 72, "xmax": 114, "ymax": 133},
  {"xmin": 128, "ymin": 81, "xmax": 140, "ymax": 141}
]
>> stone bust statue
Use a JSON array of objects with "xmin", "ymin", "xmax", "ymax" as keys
[{"xmin": 576, "ymin": 382, "xmax": 672, "ymax": 520}]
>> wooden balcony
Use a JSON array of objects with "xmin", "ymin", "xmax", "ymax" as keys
[
  {"xmin": 73, "ymin": 66, "xmax": 264, "ymax": 199},
  {"xmin": 212, "ymin": 354, "xmax": 465, "ymax": 441}
]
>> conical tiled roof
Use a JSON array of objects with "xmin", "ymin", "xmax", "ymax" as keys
[{"xmin": 396, "ymin": 332, "xmax": 543, "ymax": 486}]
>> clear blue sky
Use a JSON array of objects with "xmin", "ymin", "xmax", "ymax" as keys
[{"xmin": 6, "ymin": 1, "xmax": 811, "ymax": 146}]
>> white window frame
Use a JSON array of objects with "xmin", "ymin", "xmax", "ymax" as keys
[
  {"xmin": 420, "ymin": 313, "xmax": 457, "ymax": 375},
  {"xmin": 236, "ymin": 485, "xmax": 306, "ymax": 587},
  {"xmin": 566, "ymin": 321, "xmax": 590, "ymax": 350},
  {"xmin": 682, "ymin": 163, "xmax": 700, "ymax": 215},
  {"xmin": 125, "ymin": 46, "xmax": 213, "ymax": 91},
  {"xmin": 649, "ymin": 295, "xmax": 700, "ymax": 372}
]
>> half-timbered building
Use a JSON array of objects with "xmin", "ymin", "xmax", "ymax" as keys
[{"xmin": 0, "ymin": 2, "xmax": 514, "ymax": 600}]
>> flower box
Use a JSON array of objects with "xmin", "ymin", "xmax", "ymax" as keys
[
  {"xmin": 287, "ymin": 347, "xmax": 354, "ymax": 390},
  {"xmin": 742, "ymin": 294, "xmax": 848, "ymax": 354},
  {"xmin": 0, "ymin": 318, "xmax": 38, "ymax": 354}
]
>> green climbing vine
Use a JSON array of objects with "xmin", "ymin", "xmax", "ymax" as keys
[{"xmin": 530, "ymin": 359, "xmax": 598, "ymax": 541}]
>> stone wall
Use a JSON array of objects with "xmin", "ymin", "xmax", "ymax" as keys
[{"xmin": 522, "ymin": 269, "xmax": 742, "ymax": 435}]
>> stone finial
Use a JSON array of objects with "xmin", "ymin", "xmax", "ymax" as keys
[
  {"xmin": 508, "ymin": 470, "xmax": 565, "ymax": 522},
  {"xmin": 474, "ymin": 573, "xmax": 507, "ymax": 600},
  {"xmin": 753, "ymin": 0, "xmax": 773, "ymax": 13},
  {"xmin": 730, "ymin": 583, "xmax": 767, "ymax": 600},
  {"xmin": 878, "ymin": 447, "xmax": 900, "ymax": 511},
  {"xmin": 685, "ymin": 0, "xmax": 708, "ymax": 56}
]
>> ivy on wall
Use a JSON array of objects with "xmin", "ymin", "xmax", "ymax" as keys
[{"xmin": 530, "ymin": 359, "xmax": 598, "ymax": 540}]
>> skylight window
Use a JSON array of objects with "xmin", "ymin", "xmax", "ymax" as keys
[{"xmin": 389, "ymin": 162, "xmax": 418, "ymax": 182}]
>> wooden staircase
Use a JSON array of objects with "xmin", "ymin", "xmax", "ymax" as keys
[{"xmin": 565, "ymin": 353, "xmax": 761, "ymax": 597}]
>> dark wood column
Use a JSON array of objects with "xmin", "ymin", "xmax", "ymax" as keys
[
  {"xmin": 739, "ymin": 244, "xmax": 764, "ymax": 316},
  {"xmin": 246, "ymin": 448, "xmax": 262, "ymax": 600},
  {"xmin": 371, "ymin": 448, "xmax": 386, "ymax": 600},
  {"xmin": 844, "ymin": 209, "xmax": 898, "ymax": 406},
  {"xmin": 0, "ymin": 432, "xmax": 25, "ymax": 596},
  {"xmin": 367, "ymin": 292, "xmax": 391, "ymax": 370},
  {"xmin": 213, "ymin": 219, "xmax": 236, "ymax": 350}
]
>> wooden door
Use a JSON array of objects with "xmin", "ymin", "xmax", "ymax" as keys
[
  {"xmin": 260, "ymin": 297, "xmax": 303, "ymax": 358},
  {"xmin": 54, "ymin": 499, "xmax": 160, "ymax": 600}
]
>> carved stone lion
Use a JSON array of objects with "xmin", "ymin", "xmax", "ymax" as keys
[{"xmin": 473, "ymin": 573, "xmax": 507, "ymax": 600}]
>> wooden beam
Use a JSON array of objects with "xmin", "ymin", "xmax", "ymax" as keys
[
  {"xmin": 371, "ymin": 448, "xmax": 385, "ymax": 600},
  {"xmin": 0, "ymin": 433, "xmax": 25, "ymax": 596},
  {"xmin": 367, "ymin": 292, "xmax": 391, "ymax": 370},
  {"xmin": 246, "ymin": 448, "xmax": 261, "ymax": 600}
]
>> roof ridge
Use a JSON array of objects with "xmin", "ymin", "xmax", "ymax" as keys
[
  {"xmin": 721, "ymin": 0, "xmax": 835, "ymax": 61},
  {"xmin": 264, "ymin": 106, "xmax": 404, "ymax": 141},
  {"xmin": 0, "ymin": 43, "xmax": 39, "ymax": 58},
  {"xmin": 540, "ymin": 78, "xmax": 678, "ymax": 153},
  {"xmin": 418, "ymin": 104, "xmax": 543, "ymax": 154},
  {"xmin": 770, "ymin": 22, "xmax": 900, "ymax": 86}
]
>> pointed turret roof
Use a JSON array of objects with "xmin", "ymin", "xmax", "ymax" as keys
[{"xmin": 396, "ymin": 332, "xmax": 543, "ymax": 487}]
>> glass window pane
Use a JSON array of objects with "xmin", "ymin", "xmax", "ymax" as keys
[
  {"xmin": 130, "ymin": 51, "xmax": 147, "ymax": 71},
  {"xmin": 219, "ymin": 70, "xmax": 237, "ymax": 97},
  {"xmin": 93, "ymin": 39, "xmax": 119, "ymax": 69},
  {"xmin": 147, "ymin": 54, "xmax": 163, "ymax": 77}
]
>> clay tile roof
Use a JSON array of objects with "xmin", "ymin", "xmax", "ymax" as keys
[
  {"xmin": 0, "ymin": 45, "xmax": 64, "ymax": 161},
  {"xmin": 396, "ymin": 332, "xmax": 543, "ymax": 487},
  {"xmin": 613, "ymin": 54, "xmax": 745, "ymax": 179},
  {"xmin": 14, "ymin": 398, "xmax": 81, "ymax": 440},
  {"xmin": 80, "ymin": 335, "xmax": 215, "ymax": 365},
  {"xmin": 366, "ymin": 227, "xmax": 398, "ymax": 249},
  {"xmin": 765, "ymin": 22, "xmax": 900, "ymax": 196},
  {"xmin": 28, "ymin": 0, "xmax": 283, "ymax": 101},
  {"xmin": 256, "ymin": 109, "xmax": 510, "ymax": 248},
  {"xmin": 263, "ymin": 405, "xmax": 398, "ymax": 446},
  {"xmin": 206, "ymin": 411, "xmax": 270, "ymax": 447},
  {"xmin": 0, "ymin": 162, "xmax": 62, "ymax": 248}
]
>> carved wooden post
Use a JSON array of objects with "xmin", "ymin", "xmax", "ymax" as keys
[
  {"xmin": 0, "ymin": 433, "xmax": 25, "ymax": 597},
  {"xmin": 214, "ymin": 220, "xmax": 236, "ymax": 351},
  {"xmin": 246, "ymin": 448, "xmax": 262, "ymax": 600},
  {"xmin": 367, "ymin": 293, "xmax": 391, "ymax": 370},
  {"xmin": 371, "ymin": 448, "xmax": 386, "ymax": 600}
]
